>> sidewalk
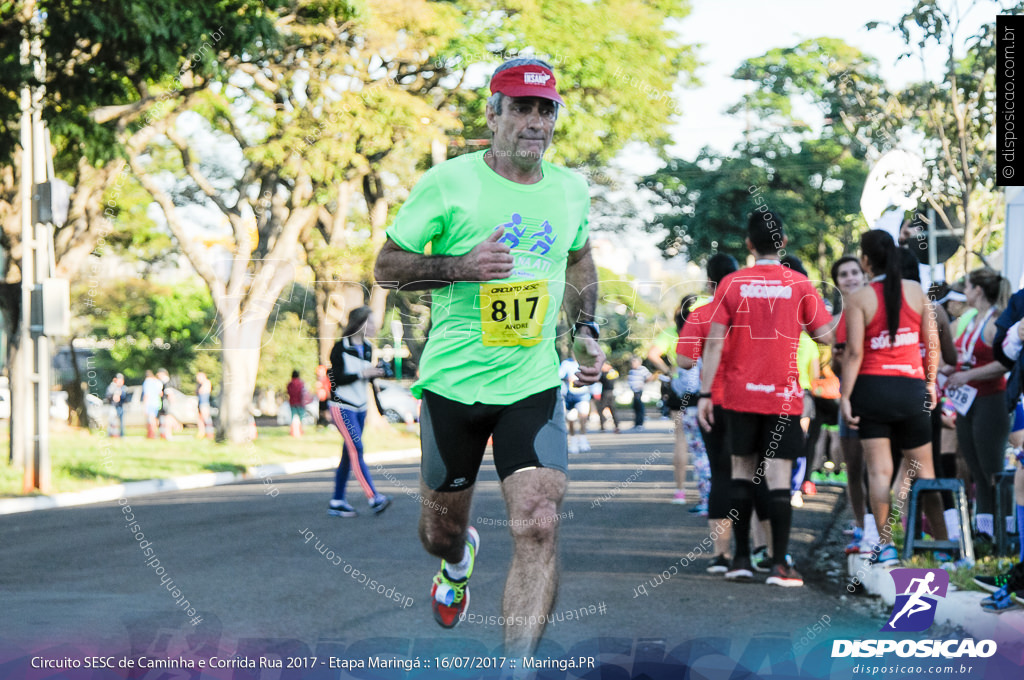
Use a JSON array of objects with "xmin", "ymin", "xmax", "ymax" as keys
[
  {"xmin": 845, "ymin": 545, "xmax": 1024, "ymax": 653},
  {"xmin": 0, "ymin": 448, "xmax": 421, "ymax": 516}
]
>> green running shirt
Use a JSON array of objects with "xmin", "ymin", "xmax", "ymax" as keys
[{"xmin": 386, "ymin": 151, "xmax": 590, "ymax": 404}]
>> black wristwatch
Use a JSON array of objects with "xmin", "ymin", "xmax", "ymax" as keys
[{"xmin": 572, "ymin": 321, "xmax": 600, "ymax": 341}]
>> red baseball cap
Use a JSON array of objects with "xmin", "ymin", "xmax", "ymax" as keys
[{"xmin": 489, "ymin": 64, "xmax": 565, "ymax": 106}]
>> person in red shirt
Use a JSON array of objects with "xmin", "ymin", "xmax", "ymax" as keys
[
  {"xmin": 840, "ymin": 229, "xmax": 945, "ymax": 565},
  {"xmin": 286, "ymin": 370, "xmax": 308, "ymax": 438},
  {"xmin": 697, "ymin": 212, "xmax": 834, "ymax": 587},
  {"xmin": 678, "ymin": 253, "xmax": 740, "ymax": 573},
  {"xmin": 830, "ymin": 255, "xmax": 872, "ymax": 552},
  {"xmin": 944, "ymin": 267, "xmax": 1011, "ymax": 544}
]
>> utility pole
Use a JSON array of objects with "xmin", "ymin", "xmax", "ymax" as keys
[{"xmin": 17, "ymin": 6, "xmax": 67, "ymax": 493}]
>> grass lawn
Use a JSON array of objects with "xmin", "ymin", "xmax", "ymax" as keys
[{"xmin": 0, "ymin": 422, "xmax": 420, "ymax": 497}]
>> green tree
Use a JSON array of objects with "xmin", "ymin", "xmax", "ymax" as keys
[
  {"xmin": 645, "ymin": 38, "xmax": 881, "ymax": 278},
  {"xmin": 869, "ymin": 0, "xmax": 1024, "ymax": 275},
  {"xmin": 0, "ymin": 0, "xmax": 275, "ymax": 460},
  {"xmin": 71, "ymin": 279, "xmax": 216, "ymax": 382}
]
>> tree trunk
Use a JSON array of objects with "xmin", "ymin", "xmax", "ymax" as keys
[
  {"xmin": 66, "ymin": 338, "xmax": 88, "ymax": 427},
  {"xmin": 1, "ymin": 284, "xmax": 25, "ymax": 466},
  {"xmin": 215, "ymin": 315, "xmax": 264, "ymax": 444}
]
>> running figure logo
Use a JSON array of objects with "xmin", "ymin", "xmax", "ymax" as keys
[{"xmin": 882, "ymin": 568, "xmax": 949, "ymax": 632}]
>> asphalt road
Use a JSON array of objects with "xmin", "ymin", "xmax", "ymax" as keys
[{"xmin": 0, "ymin": 417, "xmax": 888, "ymax": 676}]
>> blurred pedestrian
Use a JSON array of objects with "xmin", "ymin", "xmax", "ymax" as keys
[
  {"xmin": 287, "ymin": 370, "xmax": 308, "ymax": 438},
  {"xmin": 627, "ymin": 356, "xmax": 652, "ymax": 431},
  {"xmin": 105, "ymin": 373, "xmax": 126, "ymax": 438},
  {"xmin": 316, "ymin": 365, "xmax": 331, "ymax": 428},
  {"xmin": 196, "ymin": 371, "xmax": 213, "ymax": 439},
  {"xmin": 141, "ymin": 370, "xmax": 162, "ymax": 439},
  {"xmin": 595, "ymin": 362, "xmax": 620, "ymax": 433},
  {"xmin": 156, "ymin": 368, "xmax": 174, "ymax": 440}
]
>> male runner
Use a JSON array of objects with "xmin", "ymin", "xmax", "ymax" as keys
[
  {"xmin": 373, "ymin": 57, "xmax": 603, "ymax": 657},
  {"xmin": 697, "ymin": 212, "xmax": 833, "ymax": 587}
]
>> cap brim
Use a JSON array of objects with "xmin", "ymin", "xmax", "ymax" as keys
[{"xmin": 496, "ymin": 87, "xmax": 565, "ymax": 107}]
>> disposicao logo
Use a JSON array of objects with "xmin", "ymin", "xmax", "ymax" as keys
[
  {"xmin": 831, "ymin": 568, "xmax": 997, "ymax": 659},
  {"xmin": 882, "ymin": 568, "xmax": 947, "ymax": 632}
]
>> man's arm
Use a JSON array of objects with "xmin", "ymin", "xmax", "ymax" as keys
[
  {"xmin": 373, "ymin": 230, "xmax": 514, "ymax": 291},
  {"xmin": 563, "ymin": 241, "xmax": 604, "ymax": 384},
  {"xmin": 697, "ymin": 322, "xmax": 726, "ymax": 431},
  {"xmin": 562, "ymin": 240, "xmax": 598, "ymax": 328},
  {"xmin": 677, "ymin": 354, "xmax": 696, "ymax": 370}
]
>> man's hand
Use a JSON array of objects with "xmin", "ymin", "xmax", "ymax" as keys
[
  {"xmin": 461, "ymin": 228, "xmax": 514, "ymax": 281},
  {"xmin": 697, "ymin": 397, "xmax": 714, "ymax": 432},
  {"xmin": 571, "ymin": 335, "xmax": 605, "ymax": 386}
]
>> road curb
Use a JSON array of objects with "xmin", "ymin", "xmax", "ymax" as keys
[
  {"xmin": 0, "ymin": 448, "xmax": 421, "ymax": 516},
  {"xmin": 845, "ymin": 552, "xmax": 1024, "ymax": 647}
]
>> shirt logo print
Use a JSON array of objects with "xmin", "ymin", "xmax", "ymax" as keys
[{"xmin": 494, "ymin": 214, "xmax": 557, "ymax": 254}]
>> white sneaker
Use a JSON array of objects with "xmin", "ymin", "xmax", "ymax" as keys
[
  {"xmin": 567, "ymin": 436, "xmax": 579, "ymax": 454},
  {"xmin": 578, "ymin": 436, "xmax": 591, "ymax": 452},
  {"xmin": 790, "ymin": 491, "xmax": 804, "ymax": 508}
]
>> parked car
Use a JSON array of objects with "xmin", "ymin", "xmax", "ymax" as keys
[{"xmin": 376, "ymin": 381, "xmax": 420, "ymax": 424}]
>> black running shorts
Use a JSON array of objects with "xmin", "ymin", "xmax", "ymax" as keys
[
  {"xmin": 723, "ymin": 408, "xmax": 804, "ymax": 461},
  {"xmin": 420, "ymin": 387, "xmax": 568, "ymax": 492},
  {"xmin": 849, "ymin": 375, "xmax": 931, "ymax": 450}
]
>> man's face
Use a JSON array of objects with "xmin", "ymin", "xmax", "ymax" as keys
[{"xmin": 486, "ymin": 96, "xmax": 557, "ymax": 167}]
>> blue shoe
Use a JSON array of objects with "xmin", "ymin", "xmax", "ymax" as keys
[
  {"xmin": 868, "ymin": 544, "xmax": 899, "ymax": 566},
  {"xmin": 370, "ymin": 494, "xmax": 391, "ymax": 515},
  {"xmin": 327, "ymin": 499, "xmax": 358, "ymax": 517},
  {"xmin": 981, "ymin": 587, "xmax": 1018, "ymax": 613}
]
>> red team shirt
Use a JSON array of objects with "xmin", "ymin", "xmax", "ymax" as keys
[
  {"xmin": 705, "ymin": 263, "xmax": 832, "ymax": 415},
  {"xmin": 858, "ymin": 282, "xmax": 925, "ymax": 380},
  {"xmin": 676, "ymin": 303, "xmax": 724, "ymax": 402}
]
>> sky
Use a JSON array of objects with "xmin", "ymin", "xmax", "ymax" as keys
[
  {"xmin": 597, "ymin": 0, "xmax": 999, "ymax": 266},
  {"xmin": 661, "ymin": 0, "xmax": 996, "ymax": 163}
]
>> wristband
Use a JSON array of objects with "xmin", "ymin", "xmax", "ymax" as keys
[
  {"xmin": 572, "ymin": 321, "xmax": 600, "ymax": 341},
  {"xmin": 698, "ymin": 392, "xmax": 712, "ymax": 399}
]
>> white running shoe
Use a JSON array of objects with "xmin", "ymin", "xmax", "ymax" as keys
[
  {"xmin": 578, "ymin": 436, "xmax": 591, "ymax": 452},
  {"xmin": 567, "ymin": 436, "xmax": 579, "ymax": 454}
]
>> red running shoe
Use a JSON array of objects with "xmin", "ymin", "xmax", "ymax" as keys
[{"xmin": 430, "ymin": 527, "xmax": 480, "ymax": 628}]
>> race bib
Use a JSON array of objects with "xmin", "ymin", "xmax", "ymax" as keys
[
  {"xmin": 946, "ymin": 384, "xmax": 979, "ymax": 416},
  {"xmin": 479, "ymin": 280, "xmax": 550, "ymax": 347}
]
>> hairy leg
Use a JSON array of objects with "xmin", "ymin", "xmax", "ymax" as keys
[
  {"xmin": 500, "ymin": 467, "xmax": 567, "ymax": 658},
  {"xmin": 418, "ymin": 482, "xmax": 475, "ymax": 563}
]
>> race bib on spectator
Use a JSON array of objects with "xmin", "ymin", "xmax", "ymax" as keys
[{"xmin": 946, "ymin": 384, "xmax": 979, "ymax": 416}]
